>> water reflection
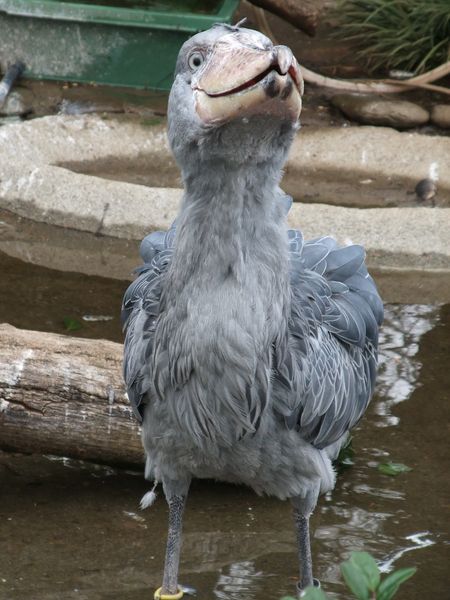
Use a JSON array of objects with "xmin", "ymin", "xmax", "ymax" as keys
[
  {"xmin": 379, "ymin": 532, "xmax": 435, "ymax": 573},
  {"xmin": 214, "ymin": 561, "xmax": 264, "ymax": 600},
  {"xmin": 314, "ymin": 505, "xmax": 393, "ymax": 585},
  {"xmin": 374, "ymin": 304, "xmax": 440, "ymax": 426}
]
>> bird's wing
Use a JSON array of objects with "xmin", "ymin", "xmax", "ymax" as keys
[
  {"xmin": 273, "ymin": 231, "xmax": 384, "ymax": 449},
  {"xmin": 122, "ymin": 223, "xmax": 176, "ymax": 421}
]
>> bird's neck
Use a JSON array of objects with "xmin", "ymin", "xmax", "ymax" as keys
[
  {"xmin": 182, "ymin": 157, "xmax": 280, "ymax": 203},
  {"xmin": 169, "ymin": 161, "xmax": 287, "ymax": 285}
]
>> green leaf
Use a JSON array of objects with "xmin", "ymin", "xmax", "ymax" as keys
[
  {"xmin": 350, "ymin": 552, "xmax": 380, "ymax": 591},
  {"xmin": 63, "ymin": 317, "xmax": 82, "ymax": 332},
  {"xmin": 301, "ymin": 587, "xmax": 330, "ymax": 600},
  {"xmin": 377, "ymin": 567, "xmax": 417, "ymax": 600},
  {"xmin": 378, "ymin": 462, "xmax": 412, "ymax": 476},
  {"xmin": 341, "ymin": 561, "xmax": 370, "ymax": 600},
  {"xmin": 335, "ymin": 436, "xmax": 355, "ymax": 472}
]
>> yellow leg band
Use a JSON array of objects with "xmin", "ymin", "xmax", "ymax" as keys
[{"xmin": 154, "ymin": 587, "xmax": 184, "ymax": 600}]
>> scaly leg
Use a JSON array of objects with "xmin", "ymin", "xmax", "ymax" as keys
[
  {"xmin": 159, "ymin": 494, "xmax": 188, "ymax": 598},
  {"xmin": 293, "ymin": 509, "xmax": 314, "ymax": 592}
]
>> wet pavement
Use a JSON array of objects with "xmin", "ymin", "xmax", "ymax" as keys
[{"xmin": 1, "ymin": 239, "xmax": 449, "ymax": 598}]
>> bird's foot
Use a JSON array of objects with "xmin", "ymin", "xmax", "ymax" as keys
[
  {"xmin": 154, "ymin": 584, "xmax": 196, "ymax": 600},
  {"xmin": 296, "ymin": 578, "xmax": 320, "ymax": 598}
]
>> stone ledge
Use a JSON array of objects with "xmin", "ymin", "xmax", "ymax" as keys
[{"xmin": 0, "ymin": 114, "xmax": 449, "ymax": 271}]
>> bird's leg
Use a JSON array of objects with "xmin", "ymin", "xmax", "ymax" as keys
[
  {"xmin": 292, "ymin": 487, "xmax": 321, "ymax": 596},
  {"xmin": 293, "ymin": 508, "xmax": 314, "ymax": 592},
  {"xmin": 160, "ymin": 494, "xmax": 188, "ymax": 597}
]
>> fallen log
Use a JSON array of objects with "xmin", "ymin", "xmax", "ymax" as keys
[
  {"xmin": 247, "ymin": 0, "xmax": 325, "ymax": 36},
  {"xmin": 0, "ymin": 324, "xmax": 143, "ymax": 465}
]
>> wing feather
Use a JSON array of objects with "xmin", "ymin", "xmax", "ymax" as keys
[
  {"xmin": 122, "ymin": 228, "xmax": 175, "ymax": 421},
  {"xmin": 274, "ymin": 232, "xmax": 383, "ymax": 449}
]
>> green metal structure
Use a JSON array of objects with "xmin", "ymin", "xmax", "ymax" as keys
[{"xmin": 0, "ymin": 0, "xmax": 240, "ymax": 90}]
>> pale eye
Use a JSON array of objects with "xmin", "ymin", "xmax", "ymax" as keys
[{"xmin": 188, "ymin": 51, "xmax": 204, "ymax": 71}]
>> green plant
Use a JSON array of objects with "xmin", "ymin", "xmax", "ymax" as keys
[
  {"xmin": 334, "ymin": 0, "xmax": 450, "ymax": 74},
  {"xmin": 281, "ymin": 551, "xmax": 416, "ymax": 600},
  {"xmin": 63, "ymin": 316, "xmax": 83, "ymax": 332},
  {"xmin": 377, "ymin": 461, "xmax": 412, "ymax": 476},
  {"xmin": 334, "ymin": 435, "xmax": 355, "ymax": 473}
]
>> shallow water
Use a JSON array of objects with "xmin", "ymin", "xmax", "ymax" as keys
[
  {"xmin": 0, "ymin": 250, "xmax": 125, "ymax": 343},
  {"xmin": 0, "ymin": 238, "xmax": 449, "ymax": 599},
  {"xmin": 1, "ymin": 302, "xmax": 448, "ymax": 599}
]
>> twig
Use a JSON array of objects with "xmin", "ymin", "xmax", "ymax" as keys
[{"xmin": 300, "ymin": 64, "xmax": 450, "ymax": 95}]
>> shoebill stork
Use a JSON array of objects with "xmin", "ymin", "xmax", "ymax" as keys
[{"xmin": 122, "ymin": 22, "xmax": 383, "ymax": 600}]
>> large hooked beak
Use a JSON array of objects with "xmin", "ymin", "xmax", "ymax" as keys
[{"xmin": 192, "ymin": 30, "xmax": 303, "ymax": 125}]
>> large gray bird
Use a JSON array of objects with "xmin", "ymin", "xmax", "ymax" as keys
[{"xmin": 122, "ymin": 22, "xmax": 383, "ymax": 600}]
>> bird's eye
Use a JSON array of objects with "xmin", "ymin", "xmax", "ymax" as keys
[{"xmin": 188, "ymin": 51, "xmax": 205, "ymax": 71}]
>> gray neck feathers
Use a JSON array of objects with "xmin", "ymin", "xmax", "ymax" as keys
[{"xmin": 169, "ymin": 160, "xmax": 286, "ymax": 289}]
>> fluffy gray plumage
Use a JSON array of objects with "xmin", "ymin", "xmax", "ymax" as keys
[{"xmin": 122, "ymin": 23, "xmax": 383, "ymax": 533}]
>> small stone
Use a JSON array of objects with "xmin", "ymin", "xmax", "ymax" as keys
[
  {"xmin": 430, "ymin": 104, "xmax": 450, "ymax": 129},
  {"xmin": 331, "ymin": 94, "xmax": 429, "ymax": 129},
  {"xmin": 415, "ymin": 178, "xmax": 437, "ymax": 205},
  {"xmin": 0, "ymin": 89, "xmax": 34, "ymax": 116}
]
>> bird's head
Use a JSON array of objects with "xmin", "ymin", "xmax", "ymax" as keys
[{"xmin": 168, "ymin": 23, "xmax": 303, "ymax": 175}]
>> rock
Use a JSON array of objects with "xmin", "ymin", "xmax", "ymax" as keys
[
  {"xmin": 331, "ymin": 94, "xmax": 429, "ymax": 129},
  {"xmin": 430, "ymin": 104, "xmax": 450, "ymax": 129},
  {"xmin": 415, "ymin": 178, "xmax": 437, "ymax": 204},
  {"xmin": 286, "ymin": 204, "xmax": 450, "ymax": 271},
  {"xmin": 0, "ymin": 89, "xmax": 34, "ymax": 116}
]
